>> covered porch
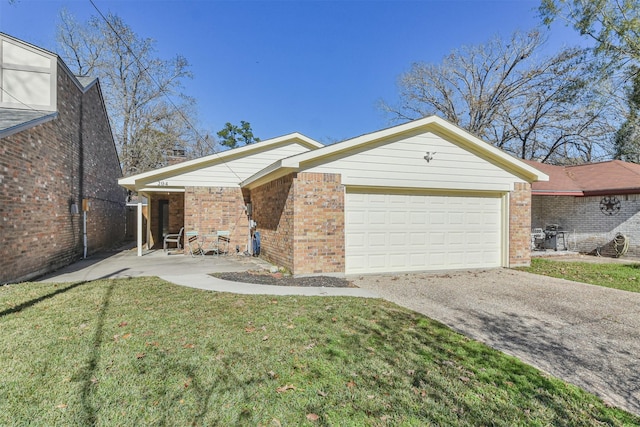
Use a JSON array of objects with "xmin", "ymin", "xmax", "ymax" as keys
[{"xmin": 125, "ymin": 187, "xmax": 252, "ymax": 257}]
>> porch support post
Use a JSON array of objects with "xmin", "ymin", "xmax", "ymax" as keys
[{"xmin": 137, "ymin": 199, "xmax": 143, "ymax": 257}]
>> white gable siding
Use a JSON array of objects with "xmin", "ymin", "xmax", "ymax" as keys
[
  {"xmin": 145, "ymin": 142, "xmax": 311, "ymax": 188},
  {"xmin": 305, "ymin": 132, "xmax": 524, "ymax": 192},
  {"xmin": 1, "ymin": 37, "xmax": 56, "ymax": 111}
]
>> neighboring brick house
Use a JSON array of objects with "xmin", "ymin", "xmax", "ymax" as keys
[
  {"xmin": 121, "ymin": 116, "xmax": 547, "ymax": 275},
  {"xmin": 0, "ymin": 33, "xmax": 126, "ymax": 284},
  {"xmin": 525, "ymin": 160, "xmax": 640, "ymax": 257}
]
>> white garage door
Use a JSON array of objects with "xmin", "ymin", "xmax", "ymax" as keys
[{"xmin": 345, "ymin": 190, "xmax": 503, "ymax": 274}]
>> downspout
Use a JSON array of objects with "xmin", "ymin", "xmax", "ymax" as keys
[{"xmin": 79, "ymin": 85, "xmax": 86, "ymax": 258}]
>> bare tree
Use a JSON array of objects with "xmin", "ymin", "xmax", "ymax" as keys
[
  {"xmin": 57, "ymin": 10, "xmax": 206, "ymax": 175},
  {"xmin": 381, "ymin": 30, "xmax": 617, "ymax": 164}
]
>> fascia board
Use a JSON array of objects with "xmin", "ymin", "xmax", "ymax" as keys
[
  {"xmin": 240, "ymin": 159, "xmax": 296, "ymax": 189},
  {"xmin": 583, "ymin": 188, "xmax": 640, "ymax": 197},
  {"xmin": 137, "ymin": 187, "xmax": 185, "ymax": 193},
  {"xmin": 117, "ymin": 177, "xmax": 136, "ymax": 191}
]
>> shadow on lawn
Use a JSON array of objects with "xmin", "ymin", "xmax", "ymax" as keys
[
  {"xmin": 345, "ymin": 305, "xmax": 634, "ymax": 425},
  {"xmin": 0, "ymin": 281, "xmax": 89, "ymax": 318},
  {"xmin": 76, "ymin": 281, "xmax": 115, "ymax": 426},
  {"xmin": 0, "ymin": 269, "xmax": 129, "ymax": 319},
  {"xmin": 456, "ymin": 309, "xmax": 640, "ymax": 417}
]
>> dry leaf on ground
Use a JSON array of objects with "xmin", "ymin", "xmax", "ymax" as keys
[{"xmin": 276, "ymin": 384, "xmax": 296, "ymax": 393}]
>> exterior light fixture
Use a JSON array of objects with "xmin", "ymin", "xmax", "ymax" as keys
[{"xmin": 424, "ymin": 152, "xmax": 436, "ymax": 163}]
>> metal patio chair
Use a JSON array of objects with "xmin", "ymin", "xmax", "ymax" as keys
[
  {"xmin": 163, "ymin": 227, "xmax": 184, "ymax": 251},
  {"xmin": 185, "ymin": 231, "xmax": 204, "ymax": 257},
  {"xmin": 215, "ymin": 230, "xmax": 230, "ymax": 256}
]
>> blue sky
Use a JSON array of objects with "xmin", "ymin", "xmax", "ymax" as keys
[{"xmin": 1, "ymin": 0, "xmax": 588, "ymax": 144}]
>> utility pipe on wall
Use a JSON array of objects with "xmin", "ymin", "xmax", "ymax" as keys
[
  {"xmin": 82, "ymin": 198, "xmax": 90, "ymax": 259},
  {"xmin": 137, "ymin": 200, "xmax": 143, "ymax": 257},
  {"xmin": 83, "ymin": 210, "xmax": 87, "ymax": 259}
]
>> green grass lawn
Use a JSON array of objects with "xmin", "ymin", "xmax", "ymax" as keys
[
  {"xmin": 1, "ymin": 278, "xmax": 638, "ymax": 426},
  {"xmin": 520, "ymin": 258, "xmax": 640, "ymax": 293}
]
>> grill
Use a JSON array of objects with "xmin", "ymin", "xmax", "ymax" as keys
[{"xmin": 532, "ymin": 225, "xmax": 568, "ymax": 251}]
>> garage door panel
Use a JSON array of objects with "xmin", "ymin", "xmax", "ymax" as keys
[
  {"xmin": 369, "ymin": 194, "xmax": 387, "ymax": 204},
  {"xmin": 409, "ymin": 253, "xmax": 427, "ymax": 266},
  {"xmin": 368, "ymin": 254, "xmax": 386, "ymax": 265},
  {"xmin": 390, "ymin": 254, "xmax": 407, "ymax": 267},
  {"xmin": 349, "ymin": 255, "xmax": 366, "ymax": 270},
  {"xmin": 390, "ymin": 210, "xmax": 407, "ymax": 224},
  {"xmin": 368, "ymin": 233, "xmax": 386, "ymax": 247},
  {"xmin": 346, "ymin": 211, "xmax": 365, "ymax": 225},
  {"xmin": 410, "ymin": 232, "xmax": 426, "ymax": 245},
  {"xmin": 449, "ymin": 232, "xmax": 465, "ymax": 245},
  {"xmin": 429, "ymin": 252, "xmax": 446, "ymax": 265},
  {"xmin": 430, "ymin": 232, "xmax": 446, "ymax": 245},
  {"xmin": 389, "ymin": 232, "xmax": 406, "ymax": 246},
  {"xmin": 410, "ymin": 212, "xmax": 427, "ymax": 225},
  {"xmin": 368, "ymin": 211, "xmax": 387, "ymax": 225},
  {"xmin": 430, "ymin": 212, "xmax": 446, "ymax": 225},
  {"xmin": 346, "ymin": 191, "xmax": 503, "ymax": 274},
  {"xmin": 346, "ymin": 232, "xmax": 365, "ymax": 248}
]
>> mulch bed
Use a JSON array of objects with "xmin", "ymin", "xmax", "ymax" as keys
[{"xmin": 214, "ymin": 270, "xmax": 356, "ymax": 288}]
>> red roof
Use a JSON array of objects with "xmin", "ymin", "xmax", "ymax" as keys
[{"xmin": 523, "ymin": 160, "xmax": 640, "ymax": 196}]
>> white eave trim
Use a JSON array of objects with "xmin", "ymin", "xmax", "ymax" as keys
[{"xmin": 137, "ymin": 187, "xmax": 185, "ymax": 193}]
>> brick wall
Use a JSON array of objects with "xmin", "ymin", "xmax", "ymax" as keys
[
  {"xmin": 532, "ymin": 194, "xmax": 640, "ymax": 256},
  {"xmin": 292, "ymin": 173, "xmax": 345, "ymax": 274},
  {"xmin": 509, "ymin": 182, "xmax": 532, "ymax": 267},
  {"xmin": 0, "ymin": 64, "xmax": 125, "ymax": 284},
  {"xmin": 80, "ymin": 81, "xmax": 127, "ymax": 254},
  {"xmin": 184, "ymin": 187, "xmax": 250, "ymax": 254},
  {"xmin": 249, "ymin": 172, "xmax": 345, "ymax": 275},
  {"xmin": 249, "ymin": 175, "xmax": 295, "ymax": 269}
]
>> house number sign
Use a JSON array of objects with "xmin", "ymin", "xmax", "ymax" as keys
[{"xmin": 600, "ymin": 196, "xmax": 621, "ymax": 216}]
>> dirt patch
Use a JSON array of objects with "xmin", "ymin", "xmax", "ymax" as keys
[{"xmin": 214, "ymin": 270, "xmax": 356, "ymax": 288}]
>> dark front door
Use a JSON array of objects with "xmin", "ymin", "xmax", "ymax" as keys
[{"xmin": 158, "ymin": 200, "xmax": 169, "ymax": 243}]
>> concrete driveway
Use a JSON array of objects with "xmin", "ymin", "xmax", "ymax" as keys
[{"xmin": 352, "ymin": 268, "xmax": 640, "ymax": 415}]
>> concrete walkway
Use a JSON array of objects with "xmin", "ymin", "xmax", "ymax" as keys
[
  {"xmin": 353, "ymin": 268, "xmax": 640, "ymax": 415},
  {"xmin": 39, "ymin": 246, "xmax": 377, "ymax": 298}
]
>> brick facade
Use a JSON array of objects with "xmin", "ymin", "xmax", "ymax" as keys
[
  {"xmin": 292, "ymin": 173, "xmax": 345, "ymax": 274},
  {"xmin": 184, "ymin": 187, "xmax": 250, "ymax": 254},
  {"xmin": 249, "ymin": 175, "xmax": 295, "ymax": 269},
  {"xmin": 509, "ymin": 182, "xmax": 532, "ymax": 267},
  {"xmin": 0, "ymin": 64, "xmax": 126, "ymax": 284},
  {"xmin": 249, "ymin": 172, "xmax": 345, "ymax": 275},
  {"xmin": 532, "ymin": 194, "xmax": 640, "ymax": 256}
]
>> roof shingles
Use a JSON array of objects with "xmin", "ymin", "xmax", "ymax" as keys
[
  {"xmin": 525, "ymin": 160, "xmax": 640, "ymax": 196},
  {"xmin": 0, "ymin": 108, "xmax": 57, "ymax": 138}
]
